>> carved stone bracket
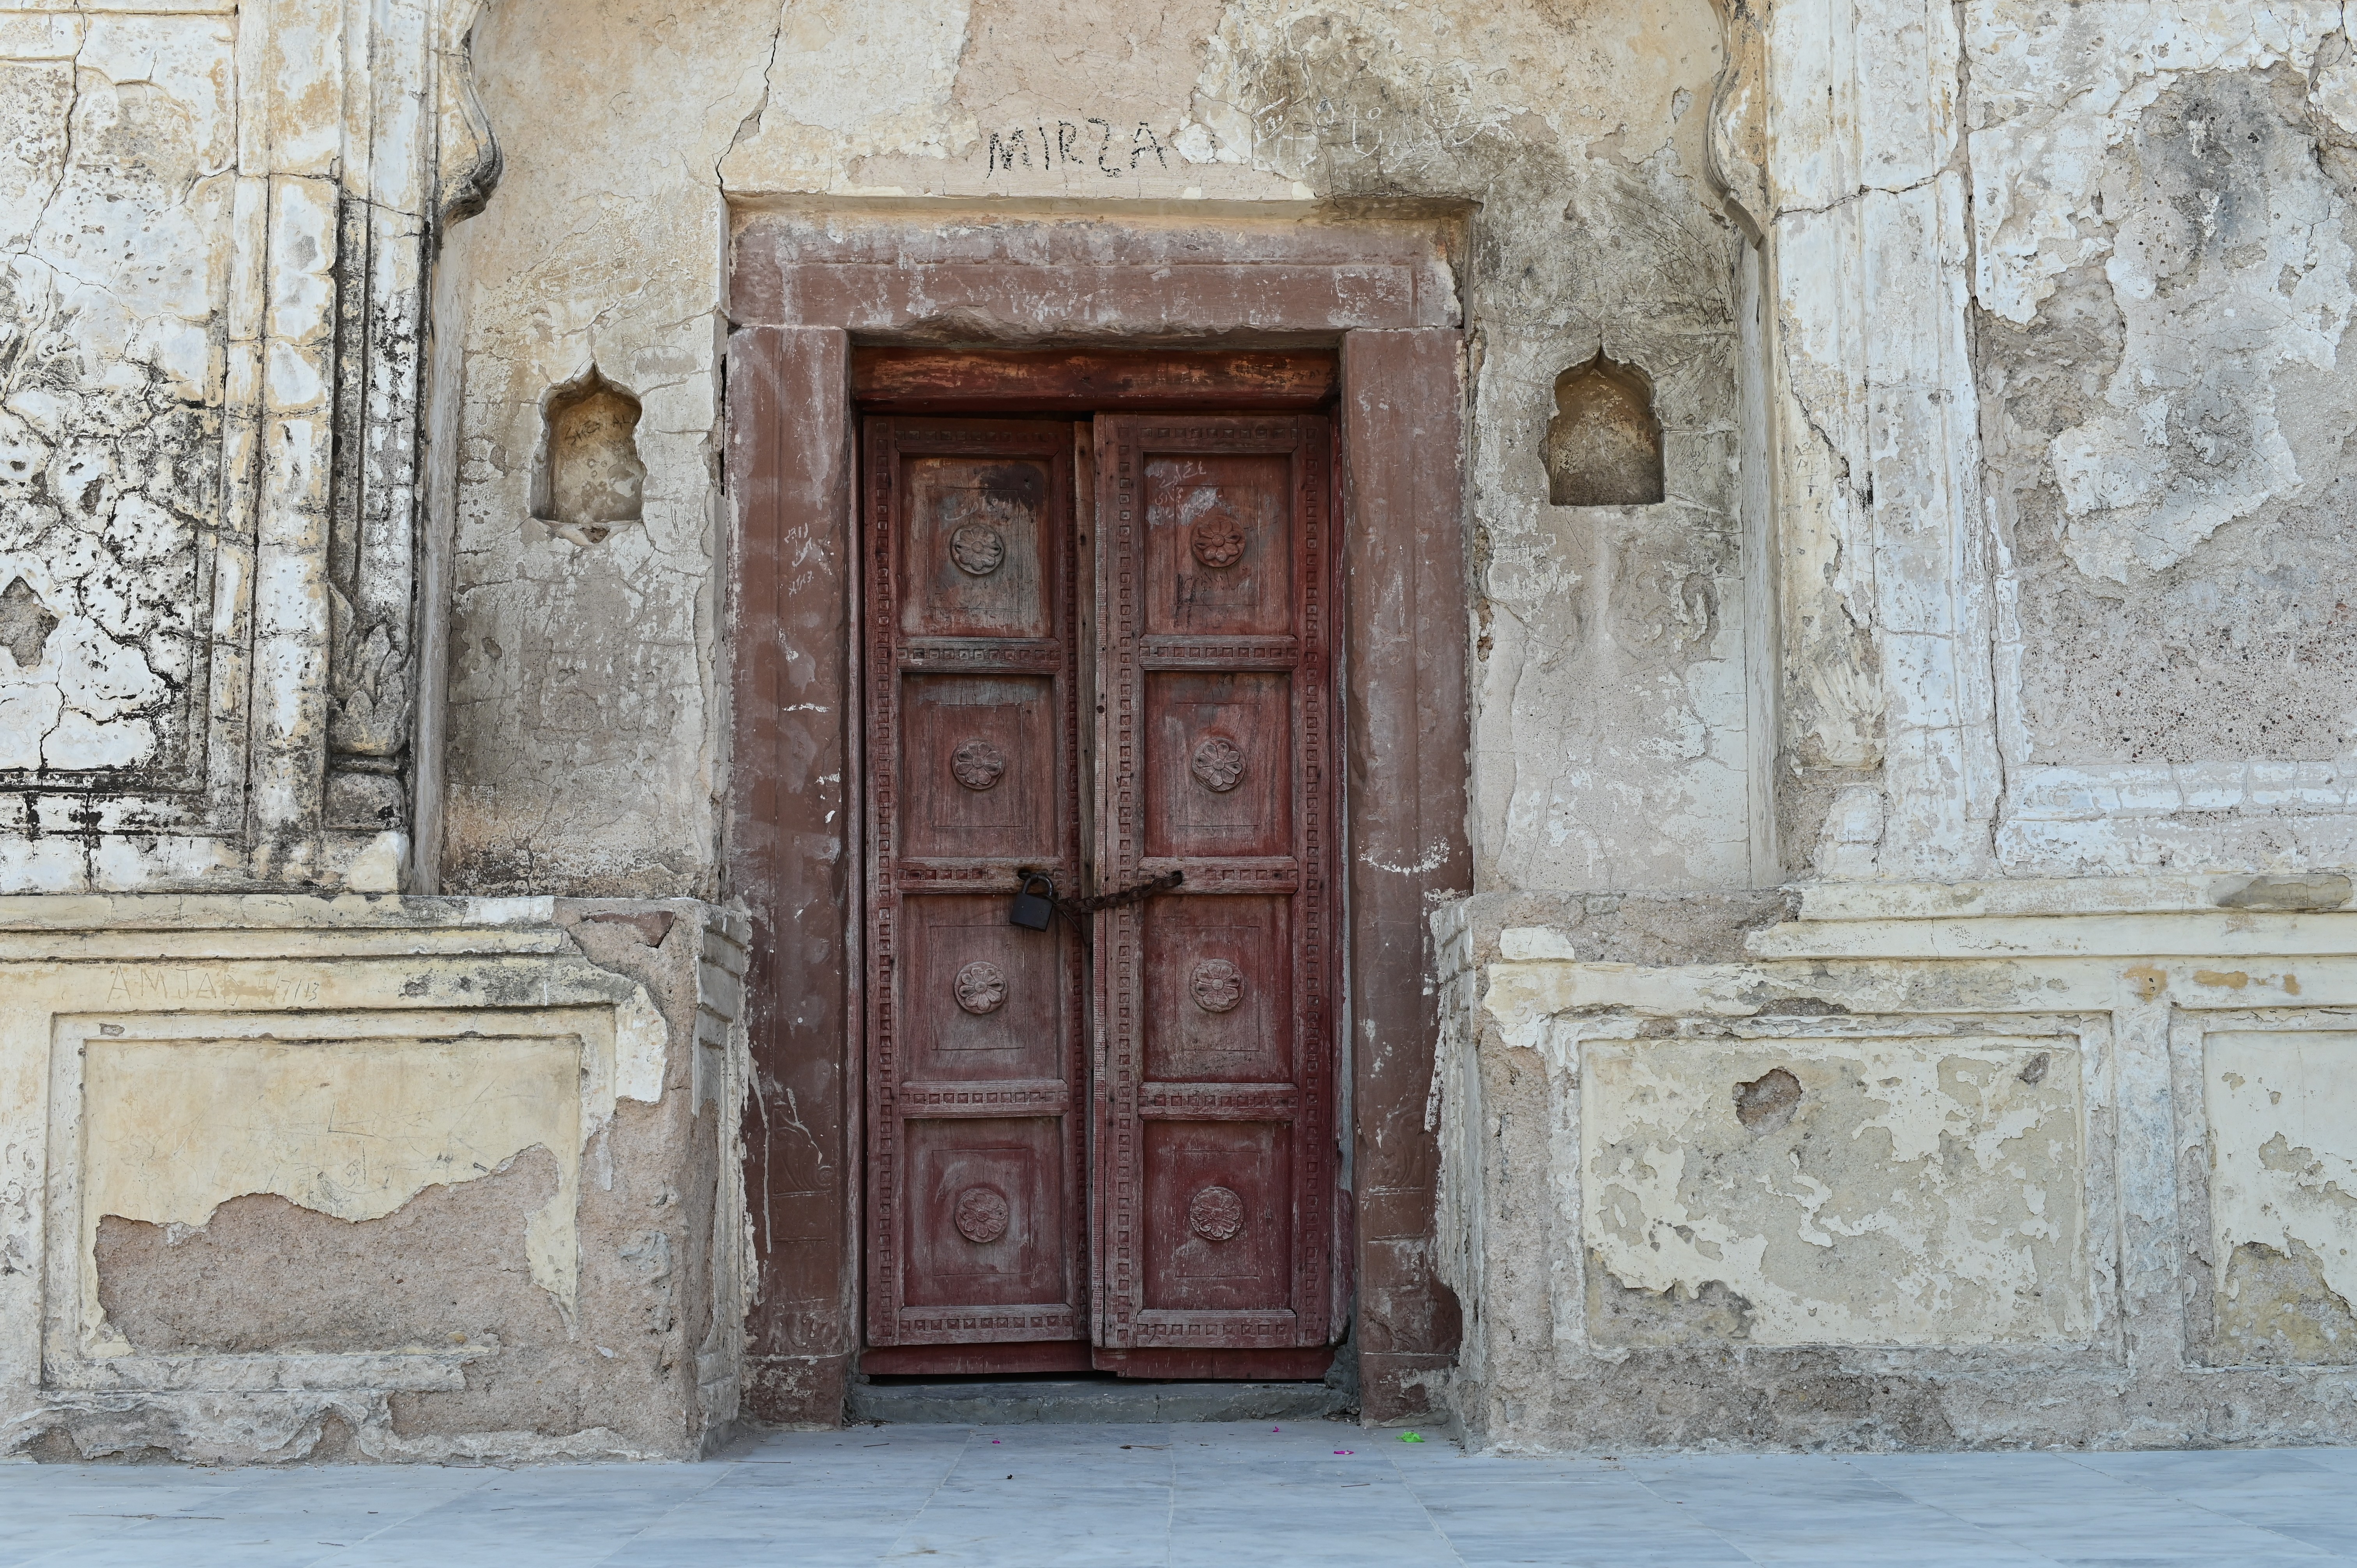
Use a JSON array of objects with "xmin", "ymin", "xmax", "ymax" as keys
[
  {"xmin": 1705, "ymin": 0, "xmax": 1770, "ymax": 242},
  {"xmin": 435, "ymin": 0, "xmax": 504, "ymax": 228}
]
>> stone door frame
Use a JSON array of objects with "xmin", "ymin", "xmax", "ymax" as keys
[{"xmin": 722, "ymin": 203, "xmax": 1470, "ymax": 1425}]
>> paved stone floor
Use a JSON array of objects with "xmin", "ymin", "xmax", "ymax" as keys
[{"xmin": 11, "ymin": 1423, "xmax": 2357, "ymax": 1565}]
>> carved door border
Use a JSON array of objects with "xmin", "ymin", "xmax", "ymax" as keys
[{"xmin": 725, "ymin": 207, "xmax": 1470, "ymax": 1427}]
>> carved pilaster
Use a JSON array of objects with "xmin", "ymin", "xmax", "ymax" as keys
[
  {"xmin": 1706, "ymin": 0, "xmax": 1770, "ymax": 244},
  {"xmin": 322, "ymin": 0, "xmax": 500, "ymax": 840}
]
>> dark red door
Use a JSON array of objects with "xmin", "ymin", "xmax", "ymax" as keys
[
  {"xmin": 1090, "ymin": 414, "xmax": 1339, "ymax": 1379},
  {"xmin": 861, "ymin": 410, "xmax": 1340, "ymax": 1380},
  {"xmin": 861, "ymin": 419, "xmax": 1090, "ymax": 1372}
]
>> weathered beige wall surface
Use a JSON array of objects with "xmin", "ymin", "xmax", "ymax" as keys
[
  {"xmin": 0, "ymin": 9, "xmax": 230, "ymax": 782},
  {"xmin": 0, "ymin": 898, "xmax": 749, "ymax": 1464},
  {"xmin": 429, "ymin": 0, "xmax": 777, "ymax": 897},
  {"xmin": 1436, "ymin": 879, "xmax": 2357, "ymax": 1449},
  {"xmin": 1582, "ymin": 1034, "xmax": 2090, "ymax": 1348},
  {"xmin": 437, "ymin": 0, "xmax": 1754, "ymax": 896},
  {"xmin": 1413, "ymin": 0, "xmax": 2357, "ymax": 1451},
  {"xmin": 2201, "ymin": 1028, "xmax": 2357, "ymax": 1365},
  {"xmin": 0, "ymin": 0, "xmax": 452, "ymax": 890},
  {"xmin": 1971, "ymin": 2, "xmax": 2357, "ymax": 874}
]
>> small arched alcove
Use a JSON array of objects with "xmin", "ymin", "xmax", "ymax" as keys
[
  {"xmin": 1544, "ymin": 351, "xmax": 1664, "ymax": 507},
  {"xmin": 532, "ymin": 366, "xmax": 645, "ymax": 545}
]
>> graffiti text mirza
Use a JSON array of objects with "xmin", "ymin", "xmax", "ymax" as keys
[{"xmin": 986, "ymin": 119, "xmax": 1172, "ymax": 177}]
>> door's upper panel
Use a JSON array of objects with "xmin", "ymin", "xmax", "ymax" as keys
[
  {"xmin": 1142, "ymin": 452, "xmax": 1296, "ymax": 639},
  {"xmin": 898, "ymin": 456, "xmax": 1056, "ymax": 641}
]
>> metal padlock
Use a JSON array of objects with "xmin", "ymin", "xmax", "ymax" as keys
[{"xmin": 1009, "ymin": 873, "xmax": 1056, "ymax": 931}]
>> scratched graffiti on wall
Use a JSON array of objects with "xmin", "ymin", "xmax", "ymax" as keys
[{"xmin": 983, "ymin": 119, "xmax": 1171, "ymax": 177}]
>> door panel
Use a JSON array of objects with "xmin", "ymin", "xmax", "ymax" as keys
[
  {"xmin": 897, "ymin": 457, "xmax": 1055, "ymax": 638},
  {"xmin": 902, "ymin": 1117, "xmax": 1068, "ymax": 1313},
  {"xmin": 898, "ymin": 895, "xmax": 1070, "ymax": 1079},
  {"xmin": 1094, "ymin": 414, "xmax": 1338, "ymax": 1366},
  {"xmin": 1143, "ymin": 671, "xmax": 1295, "ymax": 860},
  {"xmin": 1141, "ymin": 453, "xmax": 1295, "ymax": 637},
  {"xmin": 1140, "ymin": 1119, "xmax": 1293, "ymax": 1315},
  {"xmin": 1140, "ymin": 895, "xmax": 1292, "ymax": 1084},
  {"xmin": 898, "ymin": 676, "xmax": 1059, "ymax": 859},
  {"xmin": 864, "ymin": 419, "xmax": 1086, "ymax": 1358}
]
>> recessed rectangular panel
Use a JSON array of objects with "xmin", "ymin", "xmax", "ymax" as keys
[
  {"xmin": 1142, "ymin": 896, "xmax": 1290, "ymax": 1084},
  {"xmin": 1141, "ymin": 1120, "xmax": 1290, "ymax": 1314},
  {"xmin": 1143, "ymin": 671, "xmax": 1293, "ymax": 860},
  {"xmin": 899, "ymin": 457, "xmax": 1052, "ymax": 639},
  {"xmin": 903, "ymin": 1117, "xmax": 1068, "ymax": 1310},
  {"xmin": 1144, "ymin": 454, "xmax": 1293, "ymax": 637},
  {"xmin": 901, "ymin": 675, "xmax": 1056, "ymax": 860},
  {"xmin": 76, "ymin": 1033, "xmax": 583, "ymax": 1359},
  {"xmin": 2206, "ymin": 1031, "xmax": 2357, "ymax": 1367},
  {"xmin": 902, "ymin": 897, "xmax": 1068, "ymax": 1080},
  {"xmin": 1581, "ymin": 1036, "xmax": 2089, "ymax": 1348}
]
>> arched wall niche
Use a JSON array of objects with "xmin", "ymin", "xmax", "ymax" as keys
[
  {"xmin": 1544, "ymin": 351, "xmax": 1665, "ymax": 507},
  {"xmin": 530, "ymin": 366, "xmax": 646, "ymax": 546}
]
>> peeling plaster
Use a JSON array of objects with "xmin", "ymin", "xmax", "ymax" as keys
[
  {"xmin": 1580, "ymin": 1035, "xmax": 2089, "ymax": 1347},
  {"xmin": 0, "ymin": 898, "xmax": 748, "ymax": 1466},
  {"xmin": 80, "ymin": 1035, "xmax": 586, "ymax": 1347},
  {"xmin": 2208, "ymin": 1030, "xmax": 2357, "ymax": 1362},
  {"xmin": 0, "ymin": 17, "xmax": 231, "ymax": 781}
]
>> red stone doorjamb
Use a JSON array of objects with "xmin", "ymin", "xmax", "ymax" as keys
[{"xmin": 723, "ymin": 208, "xmax": 1471, "ymax": 1427}]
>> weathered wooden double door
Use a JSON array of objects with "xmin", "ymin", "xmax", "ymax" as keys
[{"xmin": 861, "ymin": 413, "xmax": 1340, "ymax": 1380}]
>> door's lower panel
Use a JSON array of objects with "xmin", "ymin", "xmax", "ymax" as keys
[
  {"xmin": 861, "ymin": 1342, "xmax": 1094, "ymax": 1377},
  {"xmin": 1092, "ymin": 1347, "xmax": 1336, "ymax": 1380},
  {"xmin": 859, "ymin": 1345, "xmax": 1335, "ymax": 1379},
  {"xmin": 898, "ymin": 1116, "xmax": 1071, "ymax": 1322}
]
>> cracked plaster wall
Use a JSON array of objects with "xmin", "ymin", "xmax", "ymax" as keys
[
  {"xmin": 431, "ymin": 0, "xmax": 777, "ymax": 897},
  {"xmin": 0, "ymin": 13, "xmax": 225, "ymax": 784},
  {"xmin": 1972, "ymin": 2, "xmax": 2357, "ymax": 873},
  {"xmin": 1408, "ymin": 0, "xmax": 2357, "ymax": 1446},
  {"xmin": 1435, "ymin": 886, "xmax": 2357, "ymax": 1452},
  {"xmin": 437, "ymin": 0, "xmax": 1753, "ymax": 898},
  {"xmin": 0, "ymin": 0, "xmax": 451, "ymax": 891}
]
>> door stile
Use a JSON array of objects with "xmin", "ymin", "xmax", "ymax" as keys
[
  {"xmin": 1327, "ymin": 412, "xmax": 1352, "ymax": 1346},
  {"xmin": 1074, "ymin": 420, "xmax": 1108, "ymax": 1341},
  {"xmin": 861, "ymin": 418, "xmax": 1089, "ymax": 1356},
  {"xmin": 1091, "ymin": 413, "xmax": 1340, "ymax": 1365},
  {"xmin": 1074, "ymin": 420, "xmax": 1103, "ymax": 883}
]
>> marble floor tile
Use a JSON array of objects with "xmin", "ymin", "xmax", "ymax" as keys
[{"xmin": 15, "ymin": 1430, "xmax": 2357, "ymax": 1566}]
